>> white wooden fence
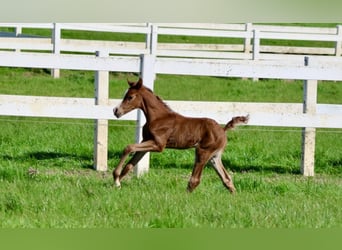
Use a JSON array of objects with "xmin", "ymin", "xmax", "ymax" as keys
[
  {"xmin": 0, "ymin": 23, "xmax": 342, "ymax": 176},
  {"xmin": 1, "ymin": 23, "xmax": 341, "ymax": 59}
]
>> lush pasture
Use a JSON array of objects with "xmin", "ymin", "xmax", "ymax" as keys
[
  {"xmin": 0, "ymin": 23, "xmax": 341, "ymax": 228},
  {"xmin": 0, "ymin": 67, "xmax": 341, "ymax": 228}
]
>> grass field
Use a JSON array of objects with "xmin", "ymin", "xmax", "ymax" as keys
[
  {"xmin": 0, "ymin": 67, "xmax": 341, "ymax": 228},
  {"xmin": 0, "ymin": 24, "xmax": 341, "ymax": 228}
]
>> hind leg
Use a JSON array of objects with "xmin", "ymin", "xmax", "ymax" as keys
[
  {"xmin": 210, "ymin": 151, "xmax": 236, "ymax": 194},
  {"xmin": 187, "ymin": 148, "xmax": 212, "ymax": 192}
]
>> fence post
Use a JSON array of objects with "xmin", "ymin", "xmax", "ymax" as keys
[
  {"xmin": 252, "ymin": 29, "xmax": 260, "ymax": 60},
  {"xmin": 252, "ymin": 29, "xmax": 260, "ymax": 81},
  {"xmin": 94, "ymin": 50, "xmax": 109, "ymax": 171},
  {"xmin": 52, "ymin": 23, "xmax": 61, "ymax": 78},
  {"xmin": 15, "ymin": 25, "xmax": 22, "ymax": 53},
  {"xmin": 149, "ymin": 24, "xmax": 158, "ymax": 55},
  {"xmin": 15, "ymin": 25, "xmax": 22, "ymax": 37},
  {"xmin": 242, "ymin": 23, "xmax": 253, "ymax": 81},
  {"xmin": 134, "ymin": 53, "xmax": 156, "ymax": 177},
  {"xmin": 244, "ymin": 23, "xmax": 252, "ymax": 54},
  {"xmin": 301, "ymin": 57, "xmax": 317, "ymax": 176},
  {"xmin": 335, "ymin": 25, "xmax": 342, "ymax": 57},
  {"xmin": 145, "ymin": 23, "xmax": 151, "ymax": 50}
]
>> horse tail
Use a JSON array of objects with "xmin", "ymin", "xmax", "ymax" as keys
[{"xmin": 224, "ymin": 115, "xmax": 249, "ymax": 131}]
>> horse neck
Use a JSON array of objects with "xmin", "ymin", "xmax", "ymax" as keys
[{"xmin": 140, "ymin": 89, "xmax": 172, "ymax": 122}]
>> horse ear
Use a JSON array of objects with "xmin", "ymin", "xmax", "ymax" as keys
[
  {"xmin": 127, "ymin": 78, "xmax": 143, "ymax": 89},
  {"xmin": 136, "ymin": 77, "xmax": 143, "ymax": 89},
  {"xmin": 127, "ymin": 79, "xmax": 135, "ymax": 87}
]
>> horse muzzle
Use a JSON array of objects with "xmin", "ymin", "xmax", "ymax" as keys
[{"xmin": 113, "ymin": 107, "xmax": 122, "ymax": 118}]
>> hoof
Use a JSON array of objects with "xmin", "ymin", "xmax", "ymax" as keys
[
  {"xmin": 114, "ymin": 179, "xmax": 121, "ymax": 189},
  {"xmin": 229, "ymin": 186, "xmax": 236, "ymax": 194}
]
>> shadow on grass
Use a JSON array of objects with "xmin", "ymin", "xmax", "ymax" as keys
[
  {"xmin": 150, "ymin": 155, "xmax": 301, "ymax": 175},
  {"xmin": 1, "ymin": 150, "xmax": 133, "ymax": 170},
  {"xmin": 1, "ymin": 151, "xmax": 94, "ymax": 169},
  {"xmin": 1, "ymin": 150, "xmax": 302, "ymax": 175},
  {"xmin": 222, "ymin": 159, "xmax": 301, "ymax": 175}
]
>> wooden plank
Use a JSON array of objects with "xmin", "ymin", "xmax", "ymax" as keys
[
  {"xmin": 260, "ymin": 31, "xmax": 340, "ymax": 42},
  {"xmin": 60, "ymin": 39, "xmax": 146, "ymax": 54},
  {"xmin": 1, "ymin": 95, "xmax": 341, "ymax": 128},
  {"xmin": 260, "ymin": 45, "xmax": 334, "ymax": 55},
  {"xmin": 253, "ymin": 24, "xmax": 337, "ymax": 35},
  {"xmin": 0, "ymin": 95, "xmax": 136, "ymax": 120},
  {"xmin": 259, "ymin": 53, "xmax": 342, "ymax": 66},
  {"xmin": 0, "ymin": 38, "xmax": 52, "ymax": 50},
  {"xmin": 0, "ymin": 52, "xmax": 141, "ymax": 72},
  {"xmin": 0, "ymin": 23, "xmax": 54, "ymax": 29},
  {"xmin": 158, "ymin": 27, "xmax": 252, "ymax": 39},
  {"xmin": 158, "ymin": 43, "xmax": 243, "ymax": 51},
  {"xmin": 168, "ymin": 101, "xmax": 342, "ymax": 129},
  {"xmin": 156, "ymin": 23, "xmax": 245, "ymax": 30},
  {"xmin": 59, "ymin": 23, "xmax": 149, "ymax": 34},
  {"xmin": 156, "ymin": 50, "xmax": 251, "ymax": 59},
  {"xmin": 155, "ymin": 57, "xmax": 342, "ymax": 81},
  {"xmin": 0, "ymin": 39, "xmax": 336, "ymax": 58}
]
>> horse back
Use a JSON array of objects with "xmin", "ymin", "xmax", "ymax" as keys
[{"xmin": 145, "ymin": 113, "xmax": 226, "ymax": 149}]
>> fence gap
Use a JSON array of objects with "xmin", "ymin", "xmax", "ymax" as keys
[
  {"xmin": 301, "ymin": 56, "xmax": 317, "ymax": 176},
  {"xmin": 94, "ymin": 50, "xmax": 109, "ymax": 171}
]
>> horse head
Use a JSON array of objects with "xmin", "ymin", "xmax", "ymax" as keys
[{"xmin": 114, "ymin": 78, "xmax": 144, "ymax": 118}]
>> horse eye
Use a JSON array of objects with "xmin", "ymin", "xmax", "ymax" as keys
[{"xmin": 127, "ymin": 95, "xmax": 133, "ymax": 101}]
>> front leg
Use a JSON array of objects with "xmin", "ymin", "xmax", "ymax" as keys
[
  {"xmin": 119, "ymin": 151, "xmax": 147, "ymax": 182},
  {"xmin": 113, "ymin": 140, "xmax": 164, "ymax": 188}
]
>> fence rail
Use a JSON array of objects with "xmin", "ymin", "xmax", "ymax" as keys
[
  {"xmin": 1, "ymin": 94, "xmax": 341, "ymax": 129},
  {"xmin": 0, "ymin": 23, "xmax": 342, "ymax": 176},
  {"xmin": 1, "ymin": 23, "xmax": 341, "ymax": 60}
]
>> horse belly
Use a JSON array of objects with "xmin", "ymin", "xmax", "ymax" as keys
[
  {"xmin": 166, "ymin": 136, "xmax": 199, "ymax": 149},
  {"xmin": 166, "ymin": 125, "xmax": 201, "ymax": 149}
]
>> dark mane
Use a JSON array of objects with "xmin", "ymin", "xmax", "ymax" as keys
[
  {"xmin": 155, "ymin": 95, "xmax": 173, "ymax": 112},
  {"xmin": 145, "ymin": 86, "xmax": 174, "ymax": 113}
]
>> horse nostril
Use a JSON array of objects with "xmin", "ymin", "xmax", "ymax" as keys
[{"xmin": 113, "ymin": 108, "xmax": 121, "ymax": 118}]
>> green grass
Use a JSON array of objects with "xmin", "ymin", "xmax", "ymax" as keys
[
  {"xmin": 0, "ymin": 67, "xmax": 341, "ymax": 228},
  {"xmin": 1, "ymin": 168, "xmax": 341, "ymax": 228},
  {"xmin": 0, "ymin": 24, "xmax": 341, "ymax": 228},
  {"xmin": 0, "ymin": 116, "xmax": 341, "ymax": 228}
]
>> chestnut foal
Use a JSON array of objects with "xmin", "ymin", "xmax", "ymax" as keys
[{"xmin": 113, "ymin": 78, "xmax": 248, "ymax": 193}]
